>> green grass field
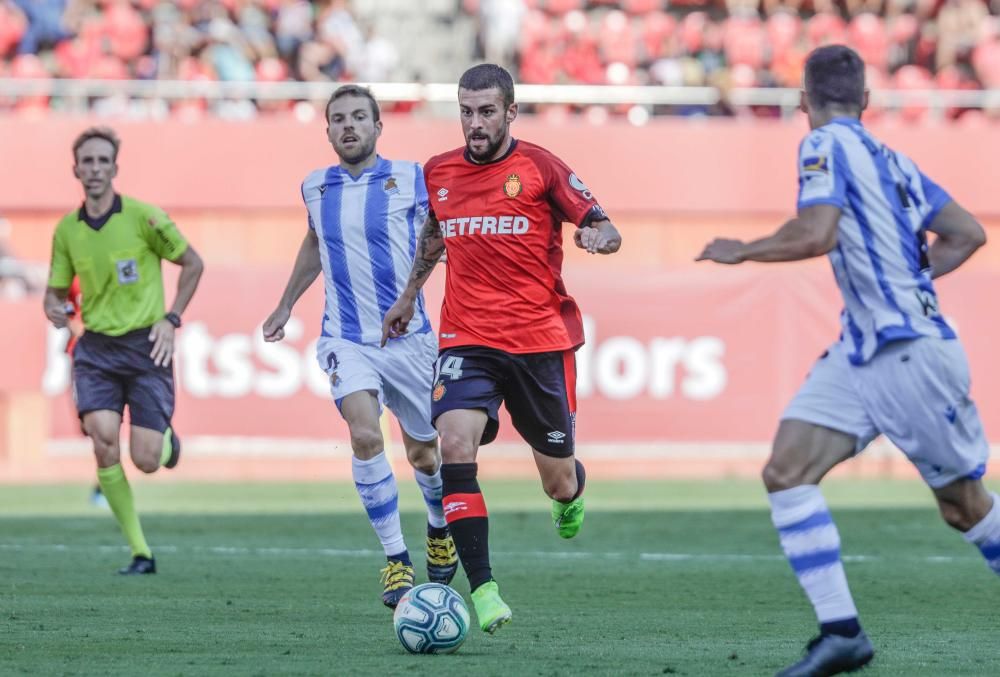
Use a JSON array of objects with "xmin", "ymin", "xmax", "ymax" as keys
[{"xmin": 2, "ymin": 479, "xmax": 998, "ymax": 676}]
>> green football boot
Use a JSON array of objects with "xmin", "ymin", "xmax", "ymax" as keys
[
  {"xmin": 470, "ymin": 580, "xmax": 512, "ymax": 634},
  {"xmin": 552, "ymin": 496, "xmax": 584, "ymax": 539}
]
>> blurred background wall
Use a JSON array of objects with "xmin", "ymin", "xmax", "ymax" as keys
[{"xmin": 1, "ymin": 0, "xmax": 998, "ymax": 482}]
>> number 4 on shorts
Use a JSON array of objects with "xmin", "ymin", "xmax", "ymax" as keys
[{"xmin": 437, "ymin": 356, "xmax": 464, "ymax": 380}]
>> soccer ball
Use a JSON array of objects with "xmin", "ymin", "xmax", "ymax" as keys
[{"xmin": 392, "ymin": 583, "xmax": 470, "ymax": 654}]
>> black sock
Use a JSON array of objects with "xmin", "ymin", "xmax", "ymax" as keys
[
  {"xmin": 441, "ymin": 462, "xmax": 492, "ymax": 592},
  {"xmin": 571, "ymin": 459, "xmax": 586, "ymax": 501},
  {"xmin": 821, "ymin": 618, "xmax": 862, "ymax": 638},
  {"xmin": 427, "ymin": 523, "xmax": 449, "ymax": 540},
  {"xmin": 387, "ymin": 549, "xmax": 411, "ymax": 567}
]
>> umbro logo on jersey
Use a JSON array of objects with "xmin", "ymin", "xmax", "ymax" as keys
[
  {"xmin": 437, "ymin": 187, "xmax": 449, "ymax": 202},
  {"xmin": 547, "ymin": 430, "xmax": 566, "ymax": 444}
]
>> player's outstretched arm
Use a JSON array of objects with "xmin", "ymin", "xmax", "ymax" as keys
[
  {"xmin": 43, "ymin": 286, "xmax": 70, "ymax": 328},
  {"xmin": 697, "ymin": 204, "xmax": 840, "ymax": 264},
  {"xmin": 263, "ymin": 229, "xmax": 322, "ymax": 342},
  {"xmin": 574, "ymin": 219, "xmax": 621, "ymax": 255},
  {"xmin": 381, "ymin": 215, "xmax": 444, "ymax": 346},
  {"xmin": 926, "ymin": 201, "xmax": 987, "ymax": 279}
]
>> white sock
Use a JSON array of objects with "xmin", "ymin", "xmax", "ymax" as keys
[
  {"xmin": 352, "ymin": 452, "xmax": 405, "ymax": 557},
  {"xmin": 414, "ymin": 466, "xmax": 446, "ymax": 529},
  {"xmin": 963, "ymin": 492, "xmax": 1000, "ymax": 575},
  {"xmin": 769, "ymin": 485, "xmax": 859, "ymax": 623}
]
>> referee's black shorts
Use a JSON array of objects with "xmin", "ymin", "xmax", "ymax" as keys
[{"xmin": 72, "ymin": 327, "xmax": 175, "ymax": 432}]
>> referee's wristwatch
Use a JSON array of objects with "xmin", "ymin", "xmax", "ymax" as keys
[{"xmin": 164, "ymin": 312, "xmax": 182, "ymax": 328}]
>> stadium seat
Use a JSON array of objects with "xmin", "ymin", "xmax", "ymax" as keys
[
  {"xmin": 892, "ymin": 64, "xmax": 933, "ymax": 123},
  {"xmin": 972, "ymin": 39, "xmax": 1000, "ymax": 88},
  {"xmin": 0, "ymin": 1, "xmax": 26, "ymax": 55},
  {"xmin": 599, "ymin": 10, "xmax": 638, "ymax": 67},
  {"xmin": 679, "ymin": 12, "xmax": 709, "ymax": 53},
  {"xmin": 848, "ymin": 12, "xmax": 888, "ymax": 70},
  {"xmin": 256, "ymin": 57, "xmax": 288, "ymax": 82},
  {"xmin": 766, "ymin": 11, "xmax": 802, "ymax": 62},
  {"xmin": 807, "ymin": 12, "xmax": 848, "ymax": 48},
  {"xmin": 104, "ymin": 1, "xmax": 149, "ymax": 62},
  {"xmin": 543, "ymin": 0, "xmax": 583, "ymax": 15},
  {"xmin": 10, "ymin": 54, "xmax": 50, "ymax": 113},
  {"xmin": 723, "ymin": 17, "xmax": 765, "ymax": 69},
  {"xmin": 519, "ymin": 9, "xmax": 550, "ymax": 50},
  {"xmin": 887, "ymin": 13, "xmax": 918, "ymax": 46},
  {"xmin": 622, "ymin": 0, "xmax": 663, "ymax": 14}
]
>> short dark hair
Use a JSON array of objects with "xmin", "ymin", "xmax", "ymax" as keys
[
  {"xmin": 326, "ymin": 85, "xmax": 380, "ymax": 122},
  {"xmin": 72, "ymin": 126, "xmax": 120, "ymax": 163},
  {"xmin": 804, "ymin": 45, "xmax": 866, "ymax": 113},
  {"xmin": 458, "ymin": 63, "xmax": 515, "ymax": 107}
]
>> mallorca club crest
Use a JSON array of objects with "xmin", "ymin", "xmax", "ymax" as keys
[
  {"xmin": 503, "ymin": 173, "xmax": 522, "ymax": 198},
  {"xmin": 432, "ymin": 381, "xmax": 447, "ymax": 402}
]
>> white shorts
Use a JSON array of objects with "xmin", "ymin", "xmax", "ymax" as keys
[
  {"xmin": 315, "ymin": 331, "xmax": 438, "ymax": 442},
  {"xmin": 783, "ymin": 337, "xmax": 989, "ymax": 488}
]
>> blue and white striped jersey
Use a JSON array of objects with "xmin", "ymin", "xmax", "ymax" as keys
[
  {"xmin": 797, "ymin": 117, "xmax": 955, "ymax": 365},
  {"xmin": 301, "ymin": 157, "xmax": 432, "ymax": 344}
]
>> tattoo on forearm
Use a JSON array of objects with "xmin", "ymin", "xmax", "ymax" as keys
[{"xmin": 407, "ymin": 218, "xmax": 444, "ymax": 289}]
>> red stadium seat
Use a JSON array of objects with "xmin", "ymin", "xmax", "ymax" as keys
[
  {"xmin": 543, "ymin": 0, "xmax": 583, "ymax": 15},
  {"xmin": 10, "ymin": 54, "xmax": 50, "ymax": 113},
  {"xmin": 892, "ymin": 64, "xmax": 933, "ymax": 123},
  {"xmin": 622, "ymin": 0, "xmax": 663, "ymax": 14},
  {"xmin": 724, "ymin": 17, "xmax": 765, "ymax": 69},
  {"xmin": 807, "ymin": 12, "xmax": 847, "ymax": 48},
  {"xmin": 0, "ymin": 1, "xmax": 27, "ymax": 55},
  {"xmin": 256, "ymin": 57, "xmax": 288, "ymax": 82},
  {"xmin": 887, "ymin": 14, "xmax": 918, "ymax": 46},
  {"xmin": 848, "ymin": 13, "xmax": 888, "ymax": 70},
  {"xmin": 766, "ymin": 12, "xmax": 802, "ymax": 62},
  {"xmin": 639, "ymin": 11, "xmax": 676, "ymax": 60},
  {"xmin": 104, "ymin": 1, "xmax": 148, "ymax": 62},
  {"xmin": 972, "ymin": 40, "xmax": 1000, "ymax": 88},
  {"xmin": 519, "ymin": 10, "xmax": 550, "ymax": 49},
  {"xmin": 599, "ymin": 10, "xmax": 637, "ymax": 67},
  {"xmin": 679, "ymin": 12, "xmax": 709, "ymax": 53},
  {"xmin": 88, "ymin": 54, "xmax": 128, "ymax": 80}
]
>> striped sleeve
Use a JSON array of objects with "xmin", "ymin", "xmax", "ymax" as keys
[{"xmin": 797, "ymin": 130, "xmax": 846, "ymax": 211}]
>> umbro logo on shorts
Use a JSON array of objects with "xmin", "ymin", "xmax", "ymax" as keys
[{"xmin": 547, "ymin": 430, "xmax": 566, "ymax": 444}]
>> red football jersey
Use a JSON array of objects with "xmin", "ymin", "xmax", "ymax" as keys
[{"xmin": 424, "ymin": 139, "xmax": 607, "ymax": 354}]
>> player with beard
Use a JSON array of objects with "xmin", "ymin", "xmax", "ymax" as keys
[
  {"xmin": 382, "ymin": 64, "xmax": 622, "ymax": 633},
  {"xmin": 263, "ymin": 85, "xmax": 459, "ymax": 609}
]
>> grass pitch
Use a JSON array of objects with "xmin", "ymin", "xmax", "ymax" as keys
[{"xmin": 2, "ymin": 479, "xmax": 998, "ymax": 676}]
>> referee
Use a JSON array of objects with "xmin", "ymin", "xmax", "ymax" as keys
[{"xmin": 43, "ymin": 127, "xmax": 204, "ymax": 575}]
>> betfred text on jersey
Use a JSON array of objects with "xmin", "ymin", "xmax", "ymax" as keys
[{"xmin": 438, "ymin": 215, "xmax": 529, "ymax": 238}]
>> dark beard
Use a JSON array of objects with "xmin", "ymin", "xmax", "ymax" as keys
[{"xmin": 466, "ymin": 130, "xmax": 506, "ymax": 163}]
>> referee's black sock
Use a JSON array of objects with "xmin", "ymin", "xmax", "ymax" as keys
[{"xmin": 441, "ymin": 463, "xmax": 493, "ymax": 592}]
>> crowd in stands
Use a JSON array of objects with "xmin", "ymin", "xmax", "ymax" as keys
[{"xmin": 0, "ymin": 0, "xmax": 998, "ymax": 119}]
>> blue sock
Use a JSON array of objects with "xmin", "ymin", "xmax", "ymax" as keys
[
  {"xmin": 963, "ymin": 492, "xmax": 1000, "ymax": 576},
  {"xmin": 352, "ymin": 452, "xmax": 406, "ymax": 558},
  {"xmin": 769, "ymin": 486, "xmax": 860, "ymax": 631}
]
